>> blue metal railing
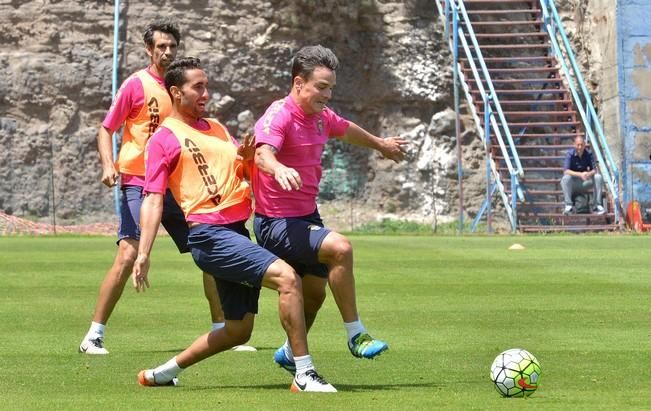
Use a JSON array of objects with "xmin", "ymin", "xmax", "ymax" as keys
[
  {"xmin": 437, "ymin": 0, "xmax": 525, "ymax": 231},
  {"xmin": 540, "ymin": 0, "xmax": 621, "ymax": 222},
  {"xmin": 111, "ymin": 0, "xmax": 121, "ymax": 217}
]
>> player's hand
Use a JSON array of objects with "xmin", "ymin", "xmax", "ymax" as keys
[
  {"xmin": 274, "ymin": 166, "xmax": 302, "ymax": 191},
  {"xmin": 101, "ymin": 165, "xmax": 119, "ymax": 187},
  {"xmin": 237, "ymin": 133, "xmax": 256, "ymax": 161},
  {"xmin": 131, "ymin": 255, "xmax": 151, "ymax": 293},
  {"xmin": 379, "ymin": 136, "xmax": 409, "ymax": 162}
]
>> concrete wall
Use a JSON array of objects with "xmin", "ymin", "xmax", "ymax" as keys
[{"xmin": 618, "ymin": 0, "xmax": 651, "ymax": 207}]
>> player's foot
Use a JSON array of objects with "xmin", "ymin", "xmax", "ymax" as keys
[
  {"xmin": 290, "ymin": 369, "xmax": 337, "ymax": 393},
  {"xmin": 232, "ymin": 344, "xmax": 257, "ymax": 352},
  {"xmin": 273, "ymin": 346, "xmax": 296, "ymax": 375},
  {"xmin": 348, "ymin": 332, "xmax": 388, "ymax": 359},
  {"xmin": 594, "ymin": 205, "xmax": 606, "ymax": 215},
  {"xmin": 563, "ymin": 205, "xmax": 574, "ymax": 215},
  {"xmin": 137, "ymin": 370, "xmax": 178, "ymax": 387},
  {"xmin": 79, "ymin": 336, "xmax": 109, "ymax": 355}
]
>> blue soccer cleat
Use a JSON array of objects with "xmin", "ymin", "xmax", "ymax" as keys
[
  {"xmin": 274, "ymin": 346, "xmax": 296, "ymax": 375},
  {"xmin": 348, "ymin": 332, "xmax": 389, "ymax": 359}
]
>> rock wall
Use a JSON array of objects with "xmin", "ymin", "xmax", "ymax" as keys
[
  {"xmin": 1, "ymin": 0, "xmax": 465, "ymax": 229},
  {"xmin": 0, "ymin": 0, "xmax": 619, "ymax": 231}
]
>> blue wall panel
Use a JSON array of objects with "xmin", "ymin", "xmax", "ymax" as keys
[{"xmin": 618, "ymin": 0, "xmax": 651, "ymax": 207}]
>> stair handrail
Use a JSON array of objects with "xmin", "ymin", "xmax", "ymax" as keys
[
  {"xmin": 454, "ymin": 0, "xmax": 525, "ymax": 178},
  {"xmin": 459, "ymin": 31, "xmax": 518, "ymax": 229},
  {"xmin": 540, "ymin": 0, "xmax": 621, "ymax": 220},
  {"xmin": 437, "ymin": 0, "xmax": 525, "ymax": 230}
]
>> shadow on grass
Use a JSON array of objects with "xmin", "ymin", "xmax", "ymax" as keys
[
  {"xmin": 182, "ymin": 381, "xmax": 441, "ymax": 392},
  {"xmin": 143, "ymin": 345, "xmax": 277, "ymax": 354}
]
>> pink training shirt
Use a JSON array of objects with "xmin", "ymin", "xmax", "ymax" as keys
[
  {"xmin": 144, "ymin": 119, "xmax": 251, "ymax": 225},
  {"xmin": 102, "ymin": 67, "xmax": 164, "ymax": 187},
  {"xmin": 253, "ymin": 95, "xmax": 350, "ymax": 217}
]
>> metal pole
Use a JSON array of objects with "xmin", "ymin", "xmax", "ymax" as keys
[
  {"xmin": 111, "ymin": 0, "xmax": 121, "ymax": 217},
  {"xmin": 48, "ymin": 130, "xmax": 57, "ymax": 235},
  {"xmin": 484, "ymin": 96, "xmax": 492, "ymax": 233},
  {"xmin": 453, "ymin": 5, "xmax": 464, "ymax": 233}
]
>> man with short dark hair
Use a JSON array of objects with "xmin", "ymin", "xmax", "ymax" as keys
[
  {"xmin": 79, "ymin": 21, "xmax": 238, "ymax": 355},
  {"xmin": 134, "ymin": 57, "xmax": 336, "ymax": 392},
  {"xmin": 253, "ymin": 45, "xmax": 408, "ymax": 371},
  {"xmin": 561, "ymin": 135, "xmax": 605, "ymax": 215}
]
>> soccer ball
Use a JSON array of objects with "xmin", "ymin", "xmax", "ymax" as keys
[{"xmin": 490, "ymin": 348, "xmax": 541, "ymax": 397}]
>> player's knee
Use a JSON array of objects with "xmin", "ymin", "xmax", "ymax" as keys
[
  {"xmin": 116, "ymin": 240, "xmax": 138, "ymax": 264},
  {"xmin": 327, "ymin": 234, "xmax": 352, "ymax": 260},
  {"xmin": 275, "ymin": 262, "xmax": 302, "ymax": 293},
  {"xmin": 231, "ymin": 328, "xmax": 252, "ymax": 345}
]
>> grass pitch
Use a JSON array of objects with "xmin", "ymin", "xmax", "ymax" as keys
[{"xmin": 1, "ymin": 234, "xmax": 650, "ymax": 410}]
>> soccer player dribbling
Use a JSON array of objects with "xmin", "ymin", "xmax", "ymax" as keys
[
  {"xmin": 252, "ymin": 45, "xmax": 408, "ymax": 372},
  {"xmin": 133, "ymin": 57, "xmax": 336, "ymax": 392}
]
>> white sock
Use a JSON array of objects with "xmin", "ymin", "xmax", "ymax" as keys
[
  {"xmin": 282, "ymin": 340, "xmax": 294, "ymax": 360},
  {"xmin": 344, "ymin": 319, "xmax": 366, "ymax": 341},
  {"xmin": 294, "ymin": 354, "xmax": 314, "ymax": 376},
  {"xmin": 153, "ymin": 356, "xmax": 183, "ymax": 383},
  {"xmin": 87, "ymin": 321, "xmax": 105, "ymax": 338},
  {"xmin": 211, "ymin": 322, "xmax": 225, "ymax": 331}
]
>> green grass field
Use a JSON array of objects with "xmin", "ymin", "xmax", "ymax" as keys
[{"xmin": 1, "ymin": 234, "xmax": 650, "ymax": 410}]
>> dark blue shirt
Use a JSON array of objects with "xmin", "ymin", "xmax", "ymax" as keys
[{"xmin": 563, "ymin": 148, "xmax": 596, "ymax": 172}]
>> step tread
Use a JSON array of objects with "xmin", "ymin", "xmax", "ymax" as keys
[
  {"xmin": 475, "ymin": 44, "xmax": 550, "ymax": 49},
  {"xmin": 491, "ymin": 99, "xmax": 572, "ymax": 104},
  {"xmin": 461, "ymin": 56, "xmax": 556, "ymax": 62},
  {"xmin": 480, "ymin": 111, "xmax": 577, "ymax": 115},
  {"xmin": 466, "ymin": 9, "xmax": 542, "ymax": 15},
  {"xmin": 472, "ymin": 89, "xmax": 568, "ymax": 94},
  {"xmin": 468, "ymin": 78, "xmax": 563, "ymax": 83},
  {"xmin": 463, "ymin": 67, "xmax": 559, "ymax": 73}
]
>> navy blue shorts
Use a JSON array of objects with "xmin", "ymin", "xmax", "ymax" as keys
[
  {"xmin": 188, "ymin": 221, "xmax": 278, "ymax": 320},
  {"xmin": 253, "ymin": 210, "xmax": 330, "ymax": 278},
  {"xmin": 118, "ymin": 186, "xmax": 189, "ymax": 253}
]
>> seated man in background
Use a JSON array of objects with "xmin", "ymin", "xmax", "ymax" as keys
[{"xmin": 561, "ymin": 135, "xmax": 605, "ymax": 215}]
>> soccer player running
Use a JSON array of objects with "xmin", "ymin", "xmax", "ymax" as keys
[
  {"xmin": 252, "ymin": 45, "xmax": 408, "ymax": 372},
  {"xmin": 133, "ymin": 57, "xmax": 335, "ymax": 392},
  {"xmin": 79, "ymin": 21, "xmax": 242, "ymax": 355}
]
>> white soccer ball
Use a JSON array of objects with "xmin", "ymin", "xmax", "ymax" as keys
[{"xmin": 490, "ymin": 348, "xmax": 541, "ymax": 397}]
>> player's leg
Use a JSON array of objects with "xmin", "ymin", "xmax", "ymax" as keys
[
  {"xmin": 262, "ymin": 260, "xmax": 336, "ymax": 392},
  {"xmin": 319, "ymin": 230, "xmax": 388, "ymax": 359},
  {"xmin": 139, "ymin": 313, "xmax": 255, "ymax": 386},
  {"xmin": 203, "ymin": 272, "xmax": 257, "ymax": 351},
  {"xmin": 80, "ymin": 185, "xmax": 142, "ymax": 354},
  {"xmin": 274, "ymin": 274, "xmax": 327, "ymax": 374},
  {"xmin": 160, "ymin": 190, "xmax": 256, "ymax": 350},
  {"xmin": 202, "ymin": 272, "xmax": 225, "ymax": 326},
  {"xmin": 140, "ymin": 222, "xmax": 268, "ymax": 387}
]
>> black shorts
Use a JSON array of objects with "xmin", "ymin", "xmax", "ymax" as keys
[{"xmin": 253, "ymin": 210, "xmax": 330, "ymax": 278}]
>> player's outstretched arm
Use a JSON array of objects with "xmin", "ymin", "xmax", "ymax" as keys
[
  {"xmin": 132, "ymin": 192, "xmax": 164, "ymax": 292},
  {"xmin": 97, "ymin": 125, "xmax": 119, "ymax": 187},
  {"xmin": 341, "ymin": 122, "xmax": 408, "ymax": 163}
]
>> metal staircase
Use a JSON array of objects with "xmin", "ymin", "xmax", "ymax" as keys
[{"xmin": 436, "ymin": 0, "xmax": 622, "ymax": 233}]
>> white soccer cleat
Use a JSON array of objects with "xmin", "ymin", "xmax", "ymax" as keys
[
  {"xmin": 562, "ymin": 205, "xmax": 574, "ymax": 215},
  {"xmin": 594, "ymin": 205, "xmax": 606, "ymax": 215},
  {"xmin": 138, "ymin": 369, "xmax": 178, "ymax": 387},
  {"xmin": 290, "ymin": 369, "xmax": 337, "ymax": 393},
  {"xmin": 79, "ymin": 336, "xmax": 109, "ymax": 355}
]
